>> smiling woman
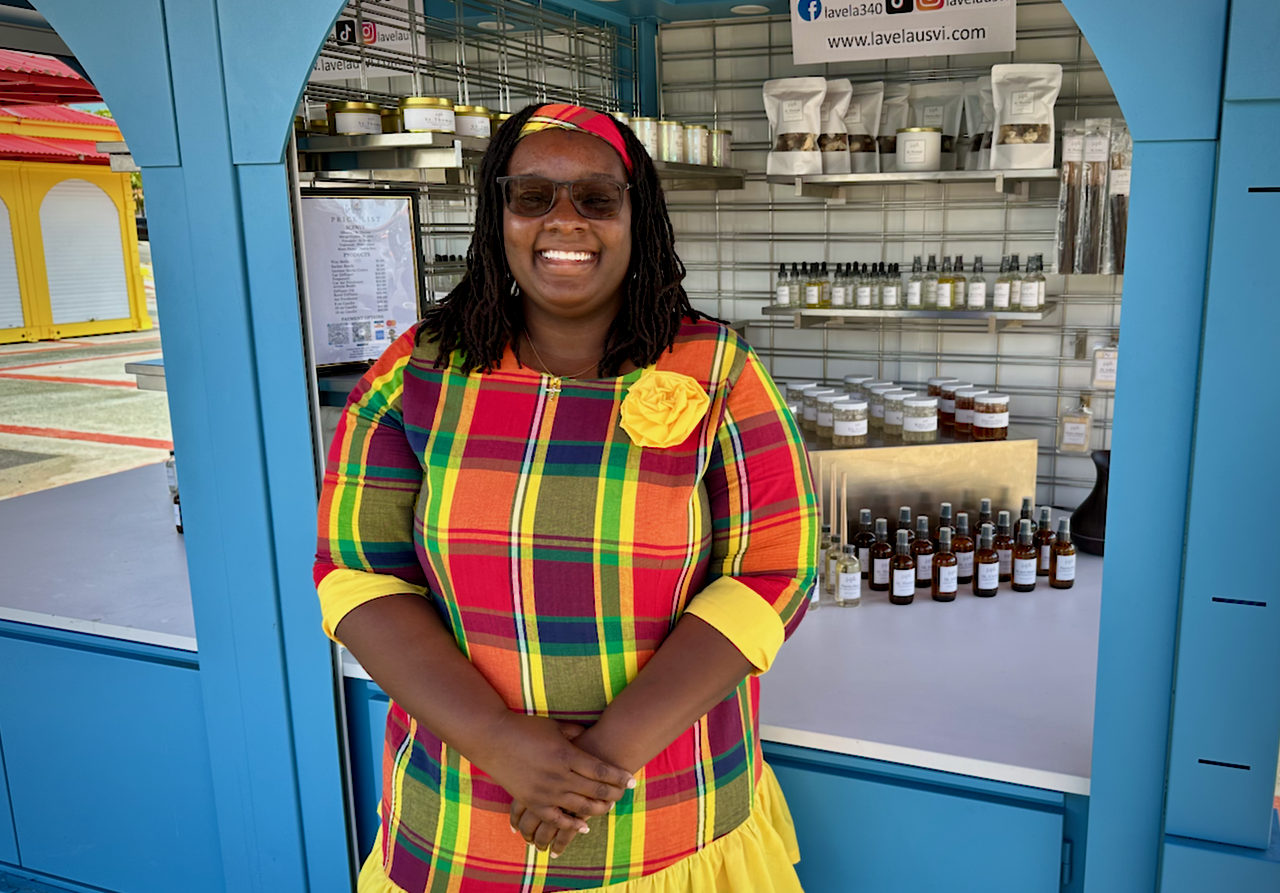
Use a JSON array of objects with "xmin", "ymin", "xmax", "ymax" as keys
[{"xmin": 314, "ymin": 102, "xmax": 819, "ymax": 893}]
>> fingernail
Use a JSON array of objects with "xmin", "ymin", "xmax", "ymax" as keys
[
  {"xmin": 509, "ymin": 825, "xmax": 516, "ymax": 833},
  {"xmin": 550, "ymin": 851, "xmax": 560, "ymax": 859},
  {"xmin": 626, "ymin": 778, "xmax": 637, "ymax": 789},
  {"xmin": 579, "ymin": 825, "xmax": 590, "ymax": 834}
]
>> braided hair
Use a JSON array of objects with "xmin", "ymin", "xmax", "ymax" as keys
[{"xmin": 419, "ymin": 104, "xmax": 713, "ymax": 376}]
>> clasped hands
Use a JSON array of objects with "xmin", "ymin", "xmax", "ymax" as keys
[{"xmin": 477, "ymin": 711, "xmax": 635, "ymax": 860}]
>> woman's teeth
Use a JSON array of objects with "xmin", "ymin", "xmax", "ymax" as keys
[{"xmin": 539, "ymin": 250, "xmax": 595, "ymax": 262}]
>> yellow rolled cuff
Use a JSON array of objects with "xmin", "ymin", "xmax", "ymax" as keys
[
  {"xmin": 683, "ymin": 576, "xmax": 787, "ymax": 676},
  {"xmin": 318, "ymin": 568, "xmax": 429, "ymax": 645}
]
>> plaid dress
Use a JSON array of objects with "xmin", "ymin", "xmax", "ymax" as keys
[{"xmin": 315, "ymin": 318, "xmax": 817, "ymax": 892}]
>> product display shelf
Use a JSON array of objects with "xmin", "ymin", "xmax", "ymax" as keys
[
  {"xmin": 763, "ymin": 302, "xmax": 1057, "ymax": 333},
  {"xmin": 652, "ymin": 160, "xmax": 746, "ymax": 191},
  {"xmin": 296, "ymin": 131, "xmax": 490, "ymax": 172},
  {"xmin": 766, "ymin": 168, "xmax": 1060, "ymax": 200}
]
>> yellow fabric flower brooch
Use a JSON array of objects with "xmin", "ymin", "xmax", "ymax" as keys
[{"xmin": 619, "ymin": 370, "xmax": 711, "ymax": 449}]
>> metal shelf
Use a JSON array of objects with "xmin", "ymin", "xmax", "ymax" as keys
[
  {"xmin": 296, "ymin": 132, "xmax": 489, "ymax": 172},
  {"xmin": 763, "ymin": 303, "xmax": 1057, "ymax": 332},
  {"xmin": 653, "ymin": 161, "xmax": 746, "ymax": 191},
  {"xmin": 767, "ymin": 169, "xmax": 1060, "ymax": 200}
]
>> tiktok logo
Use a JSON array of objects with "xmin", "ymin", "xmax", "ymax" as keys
[
  {"xmin": 886, "ymin": 0, "xmax": 914, "ymax": 13},
  {"xmin": 798, "ymin": 0, "xmax": 822, "ymax": 21}
]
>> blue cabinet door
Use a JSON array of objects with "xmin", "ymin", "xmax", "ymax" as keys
[
  {"xmin": 0, "ymin": 729, "xmax": 16, "ymax": 866},
  {"xmin": 345, "ymin": 676, "xmax": 391, "ymax": 860},
  {"xmin": 0, "ymin": 632, "xmax": 224, "ymax": 893},
  {"xmin": 769, "ymin": 752, "xmax": 1064, "ymax": 893}
]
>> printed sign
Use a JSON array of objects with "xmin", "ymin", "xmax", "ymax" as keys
[
  {"xmin": 791, "ymin": 0, "xmax": 1016, "ymax": 65},
  {"xmin": 311, "ymin": 0, "xmax": 418, "ymax": 82},
  {"xmin": 301, "ymin": 194, "xmax": 420, "ymax": 366}
]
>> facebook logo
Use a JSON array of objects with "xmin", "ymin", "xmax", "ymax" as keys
[
  {"xmin": 886, "ymin": 0, "xmax": 914, "ymax": 12},
  {"xmin": 798, "ymin": 0, "xmax": 822, "ymax": 21}
]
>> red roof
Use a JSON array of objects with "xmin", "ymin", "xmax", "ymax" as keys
[
  {"xmin": 0, "ymin": 51, "xmax": 99, "ymax": 105},
  {"xmin": 0, "ymin": 133, "xmax": 108, "ymax": 164},
  {"xmin": 0, "ymin": 104, "xmax": 116, "ymax": 126}
]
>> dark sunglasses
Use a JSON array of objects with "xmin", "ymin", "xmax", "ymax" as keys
[{"xmin": 496, "ymin": 175, "xmax": 630, "ymax": 220}]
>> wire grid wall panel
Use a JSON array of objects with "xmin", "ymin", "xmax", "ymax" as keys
[
  {"xmin": 300, "ymin": 0, "xmax": 637, "ymax": 298},
  {"xmin": 659, "ymin": 0, "xmax": 1123, "ymax": 510}
]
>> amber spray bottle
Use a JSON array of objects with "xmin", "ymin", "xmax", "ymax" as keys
[
  {"xmin": 897, "ymin": 505, "xmax": 915, "ymax": 543},
  {"xmin": 853, "ymin": 508, "xmax": 876, "ymax": 579},
  {"xmin": 870, "ymin": 518, "xmax": 892, "ymax": 592},
  {"xmin": 1012, "ymin": 518, "xmax": 1038, "ymax": 592},
  {"xmin": 933, "ymin": 528, "xmax": 958, "ymax": 602},
  {"xmin": 974, "ymin": 523, "xmax": 999, "ymax": 597},
  {"xmin": 911, "ymin": 515, "xmax": 934, "ymax": 589},
  {"xmin": 890, "ymin": 529, "xmax": 916, "ymax": 605},
  {"xmin": 933, "ymin": 502, "xmax": 953, "ymax": 549},
  {"xmin": 1050, "ymin": 518, "xmax": 1077, "ymax": 589},
  {"xmin": 978, "ymin": 498, "xmax": 993, "ymax": 531},
  {"xmin": 952, "ymin": 512, "xmax": 976, "ymax": 584},
  {"xmin": 993, "ymin": 510, "xmax": 1014, "ymax": 582},
  {"xmin": 1035, "ymin": 506, "xmax": 1055, "ymax": 576}
]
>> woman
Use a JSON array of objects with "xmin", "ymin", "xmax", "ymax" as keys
[{"xmin": 315, "ymin": 103, "xmax": 818, "ymax": 893}]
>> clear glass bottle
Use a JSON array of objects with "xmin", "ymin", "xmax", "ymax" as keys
[
  {"xmin": 923, "ymin": 254, "xmax": 940, "ymax": 308},
  {"xmin": 774, "ymin": 263, "xmax": 790, "ymax": 307},
  {"xmin": 974, "ymin": 522, "xmax": 999, "ymax": 597},
  {"xmin": 1058, "ymin": 393, "xmax": 1094, "ymax": 452},
  {"xmin": 1008, "ymin": 254, "xmax": 1024, "ymax": 308},
  {"xmin": 966, "ymin": 256, "xmax": 987, "ymax": 309},
  {"xmin": 902, "ymin": 396, "xmax": 939, "ymax": 443},
  {"xmin": 992, "ymin": 256, "xmax": 1012, "ymax": 310},
  {"xmin": 1013, "ymin": 518, "xmax": 1038, "ymax": 592},
  {"xmin": 165, "ymin": 450, "xmax": 179, "ymax": 497},
  {"xmin": 890, "ymin": 528, "xmax": 916, "ymax": 605},
  {"xmin": 952, "ymin": 512, "xmax": 975, "ymax": 584},
  {"xmin": 906, "ymin": 256, "xmax": 924, "ymax": 308},
  {"xmin": 817, "ymin": 520, "xmax": 831, "ymax": 593},
  {"xmin": 993, "ymin": 510, "xmax": 1014, "ymax": 582},
  {"xmin": 882, "ymin": 263, "xmax": 902, "ymax": 308},
  {"xmin": 855, "ymin": 263, "xmax": 874, "ymax": 309},
  {"xmin": 821, "ymin": 261, "xmax": 833, "ymax": 308},
  {"xmin": 853, "ymin": 509, "xmax": 876, "ymax": 578},
  {"xmin": 788, "ymin": 262, "xmax": 802, "ymax": 307},
  {"xmin": 870, "ymin": 517, "xmax": 892, "ymax": 592},
  {"xmin": 1035, "ymin": 506, "xmax": 1055, "ymax": 576},
  {"xmin": 935, "ymin": 256, "xmax": 954, "ymax": 310},
  {"xmin": 950, "ymin": 256, "xmax": 967, "ymax": 310},
  {"xmin": 933, "ymin": 527, "xmax": 958, "ymax": 602},
  {"xmin": 804, "ymin": 262, "xmax": 823, "ymax": 308},
  {"xmin": 911, "ymin": 515, "xmax": 934, "ymax": 589},
  {"xmin": 1033, "ymin": 254, "xmax": 1047, "ymax": 309},
  {"xmin": 883, "ymin": 389, "xmax": 914, "ymax": 438},
  {"xmin": 832, "ymin": 398, "xmax": 869, "ymax": 447},
  {"xmin": 828, "ymin": 263, "xmax": 845, "ymax": 308},
  {"xmin": 897, "ymin": 505, "xmax": 915, "ymax": 543},
  {"xmin": 836, "ymin": 543, "xmax": 862, "ymax": 607},
  {"xmin": 824, "ymin": 517, "xmax": 844, "ymax": 596},
  {"xmin": 1050, "ymin": 517, "xmax": 1077, "ymax": 589},
  {"xmin": 1020, "ymin": 255, "xmax": 1043, "ymax": 311}
]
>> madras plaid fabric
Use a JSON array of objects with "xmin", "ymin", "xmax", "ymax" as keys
[
  {"xmin": 315, "ymin": 318, "xmax": 817, "ymax": 892},
  {"xmin": 518, "ymin": 103, "xmax": 634, "ymax": 174}
]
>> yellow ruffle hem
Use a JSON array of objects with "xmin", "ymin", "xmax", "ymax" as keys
[{"xmin": 358, "ymin": 762, "xmax": 804, "ymax": 893}]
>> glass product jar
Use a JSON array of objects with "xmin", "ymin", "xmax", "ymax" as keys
[
  {"xmin": 379, "ymin": 107, "xmax": 402, "ymax": 133},
  {"xmin": 801, "ymin": 387, "xmax": 836, "ymax": 432},
  {"xmin": 882, "ymin": 390, "xmax": 915, "ymax": 438},
  {"xmin": 399, "ymin": 96, "xmax": 455, "ymax": 134},
  {"xmin": 631, "ymin": 117, "xmax": 659, "ymax": 157},
  {"xmin": 902, "ymin": 396, "xmax": 939, "ymax": 443},
  {"xmin": 973, "ymin": 393, "xmax": 1011, "ymax": 441},
  {"xmin": 612, "ymin": 111, "xmax": 631, "ymax": 127},
  {"xmin": 710, "ymin": 129, "xmax": 733, "ymax": 167},
  {"xmin": 815, "ymin": 393, "xmax": 847, "ymax": 440},
  {"xmin": 896, "ymin": 127, "xmax": 942, "ymax": 172},
  {"xmin": 843, "ymin": 374, "xmax": 874, "ymax": 395},
  {"xmin": 861, "ymin": 379, "xmax": 893, "ymax": 402},
  {"xmin": 454, "ymin": 104, "xmax": 492, "ymax": 138},
  {"xmin": 327, "ymin": 101, "xmax": 382, "ymax": 135},
  {"xmin": 927, "ymin": 376, "xmax": 960, "ymax": 398},
  {"xmin": 685, "ymin": 124, "xmax": 710, "ymax": 165},
  {"xmin": 868, "ymin": 383, "xmax": 899, "ymax": 430},
  {"xmin": 832, "ymin": 398, "xmax": 869, "ymax": 448},
  {"xmin": 952, "ymin": 387, "xmax": 988, "ymax": 436},
  {"xmin": 785, "ymin": 381, "xmax": 820, "ymax": 412},
  {"xmin": 939, "ymin": 381, "xmax": 972, "ymax": 429},
  {"xmin": 658, "ymin": 120, "xmax": 685, "ymax": 162}
]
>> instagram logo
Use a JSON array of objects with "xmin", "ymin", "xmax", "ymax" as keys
[
  {"xmin": 361, "ymin": 21, "xmax": 378, "ymax": 44},
  {"xmin": 917, "ymin": 0, "xmax": 945, "ymax": 8},
  {"xmin": 798, "ymin": 0, "xmax": 822, "ymax": 21}
]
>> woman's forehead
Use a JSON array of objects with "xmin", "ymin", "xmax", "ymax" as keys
[{"xmin": 507, "ymin": 129, "xmax": 627, "ymax": 180}]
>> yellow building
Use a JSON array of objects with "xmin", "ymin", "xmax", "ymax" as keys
[{"xmin": 0, "ymin": 103, "xmax": 149, "ymax": 343}]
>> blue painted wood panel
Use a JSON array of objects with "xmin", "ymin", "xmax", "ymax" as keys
[
  {"xmin": 1164, "ymin": 98, "xmax": 1280, "ymax": 852},
  {"xmin": 0, "ymin": 635, "xmax": 224, "ymax": 893},
  {"xmin": 1223, "ymin": 0, "xmax": 1280, "ymax": 101},
  {"xmin": 0, "ymin": 725, "xmax": 17, "ymax": 866},
  {"xmin": 1160, "ymin": 813, "xmax": 1280, "ymax": 893},
  {"xmin": 345, "ymin": 677, "xmax": 391, "ymax": 860}
]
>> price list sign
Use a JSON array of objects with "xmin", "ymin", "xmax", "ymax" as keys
[{"xmin": 300, "ymin": 194, "xmax": 420, "ymax": 367}]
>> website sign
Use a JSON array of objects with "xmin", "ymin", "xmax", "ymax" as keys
[{"xmin": 792, "ymin": 0, "xmax": 1016, "ymax": 64}]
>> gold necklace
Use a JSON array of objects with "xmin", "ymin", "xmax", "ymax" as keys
[{"xmin": 524, "ymin": 332, "xmax": 599, "ymax": 380}]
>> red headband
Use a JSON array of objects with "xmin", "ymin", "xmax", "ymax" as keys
[{"xmin": 517, "ymin": 103, "xmax": 634, "ymax": 175}]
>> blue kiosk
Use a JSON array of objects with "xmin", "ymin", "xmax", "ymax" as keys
[{"xmin": 0, "ymin": 1, "xmax": 1276, "ymax": 892}]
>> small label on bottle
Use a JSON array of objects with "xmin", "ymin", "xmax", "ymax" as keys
[
  {"xmin": 955, "ymin": 407, "xmax": 975, "ymax": 424},
  {"xmin": 993, "ymin": 281, "xmax": 1011, "ymax": 309},
  {"xmin": 885, "ymin": 408, "xmax": 904, "ymax": 427},
  {"xmin": 916, "ymin": 554, "xmax": 933, "ymax": 582},
  {"xmin": 1084, "ymin": 136, "xmax": 1110, "ymax": 162},
  {"xmin": 939, "ymin": 397, "xmax": 956, "ymax": 413},
  {"xmin": 856, "ymin": 286, "xmax": 872, "ymax": 307},
  {"xmin": 974, "ymin": 411, "xmax": 1009, "ymax": 429},
  {"xmin": 783, "ymin": 100, "xmax": 804, "ymax": 123},
  {"xmin": 810, "ymin": 584, "xmax": 821, "ymax": 606},
  {"xmin": 871, "ymin": 402, "xmax": 885, "ymax": 419},
  {"xmin": 977, "ymin": 561, "xmax": 999, "ymax": 591},
  {"xmin": 1109, "ymin": 169, "xmax": 1131, "ymax": 196},
  {"xmin": 1040, "ymin": 545, "xmax": 1052, "ymax": 571},
  {"xmin": 858, "ymin": 546, "xmax": 870, "ymax": 570},
  {"xmin": 173, "ymin": 501, "xmax": 182, "ymax": 528},
  {"xmin": 967, "ymin": 282, "xmax": 986, "ymax": 308},
  {"xmin": 831, "ymin": 286, "xmax": 847, "ymax": 307},
  {"xmin": 936, "ymin": 282, "xmax": 953, "ymax": 309},
  {"xmin": 873, "ymin": 558, "xmax": 890, "ymax": 585},
  {"xmin": 882, "ymin": 286, "xmax": 900, "ymax": 307},
  {"xmin": 805, "ymin": 285, "xmax": 821, "ymax": 306},
  {"xmin": 957, "ymin": 550, "xmax": 974, "ymax": 577},
  {"xmin": 893, "ymin": 568, "xmax": 915, "ymax": 597},
  {"xmin": 775, "ymin": 285, "xmax": 790, "ymax": 305},
  {"xmin": 1054, "ymin": 553, "xmax": 1077, "ymax": 582},
  {"xmin": 818, "ymin": 409, "xmax": 835, "ymax": 428},
  {"xmin": 1061, "ymin": 421, "xmax": 1089, "ymax": 447},
  {"xmin": 997, "ymin": 547, "xmax": 1012, "ymax": 575},
  {"xmin": 1020, "ymin": 281, "xmax": 1038, "ymax": 310},
  {"xmin": 938, "ymin": 565, "xmax": 958, "ymax": 593},
  {"xmin": 1062, "ymin": 135, "xmax": 1085, "ymax": 162},
  {"xmin": 838, "ymin": 571, "xmax": 861, "ymax": 602},
  {"xmin": 906, "ymin": 282, "xmax": 922, "ymax": 307},
  {"xmin": 835, "ymin": 418, "xmax": 869, "ymax": 437},
  {"xmin": 903, "ymin": 414, "xmax": 937, "ymax": 433},
  {"xmin": 1014, "ymin": 558, "xmax": 1037, "ymax": 586},
  {"xmin": 335, "ymin": 111, "xmax": 383, "ymax": 134}
]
